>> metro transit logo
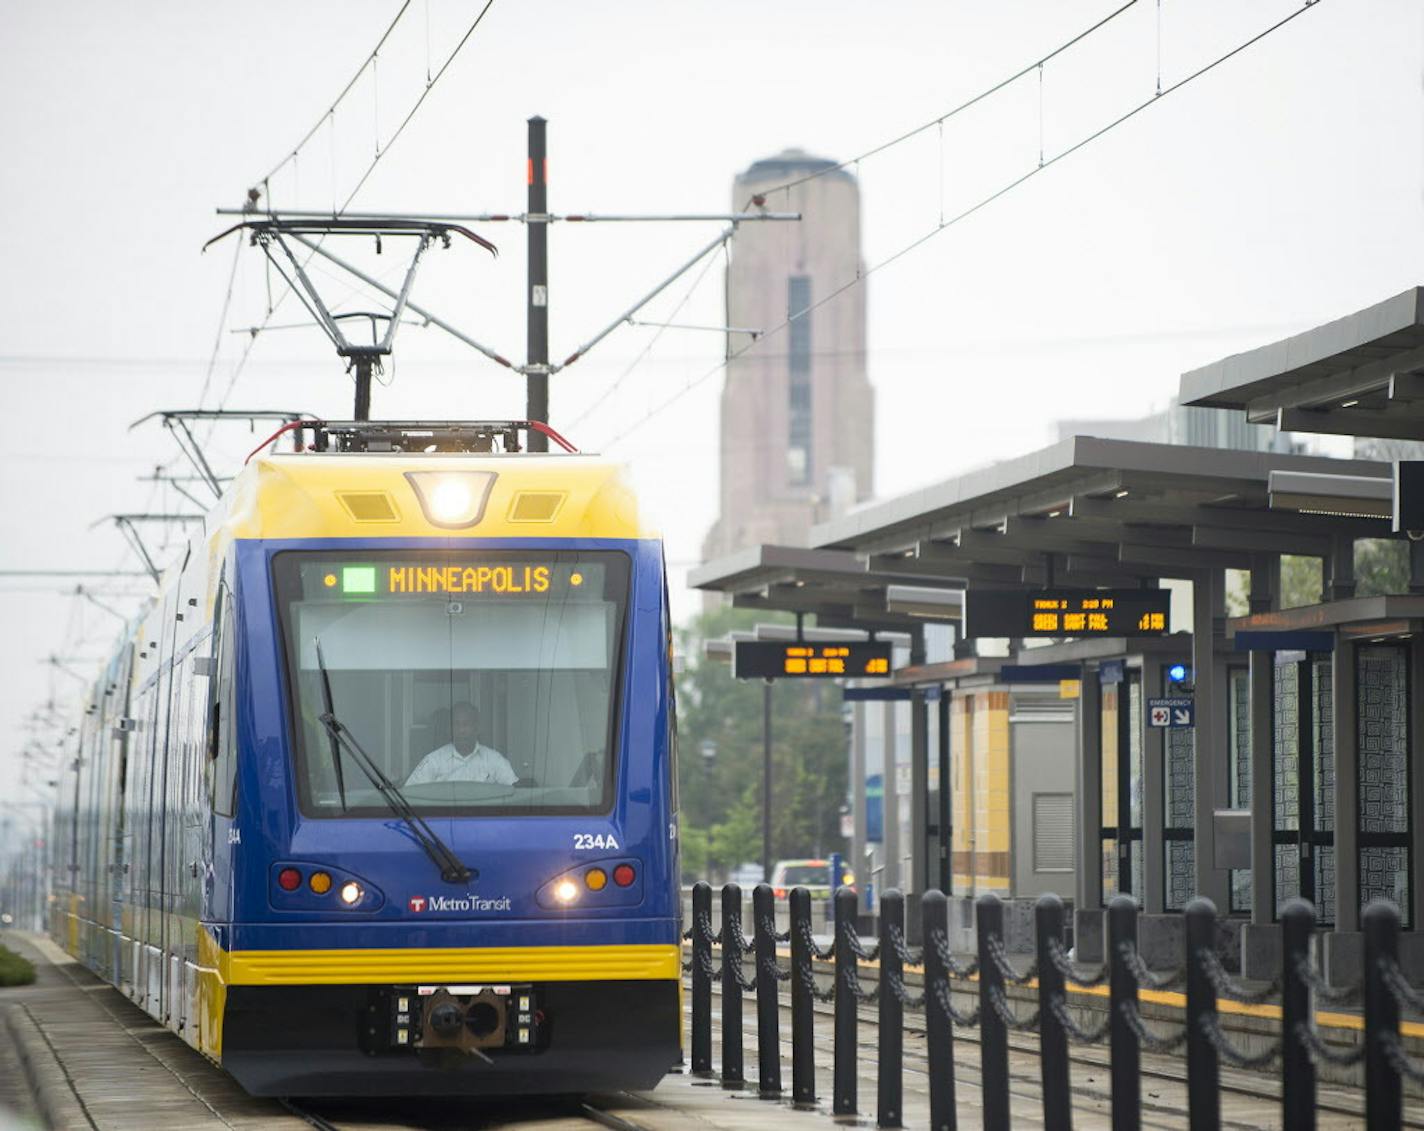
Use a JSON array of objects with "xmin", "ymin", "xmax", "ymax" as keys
[{"xmin": 407, "ymin": 893, "xmax": 512, "ymax": 913}]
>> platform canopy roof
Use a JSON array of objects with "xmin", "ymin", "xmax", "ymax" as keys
[
  {"xmin": 1179, "ymin": 286, "xmax": 1424, "ymax": 440},
  {"xmin": 686, "ymin": 543, "xmax": 963, "ymax": 633},
  {"xmin": 805, "ymin": 436, "xmax": 1393, "ymax": 586}
]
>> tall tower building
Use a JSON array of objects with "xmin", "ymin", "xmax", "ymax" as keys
[{"xmin": 702, "ymin": 149, "xmax": 875, "ymax": 561}]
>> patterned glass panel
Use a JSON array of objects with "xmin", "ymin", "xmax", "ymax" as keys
[
  {"xmin": 1229, "ymin": 668, "xmax": 1251, "ymax": 808},
  {"xmin": 1313, "ymin": 658, "xmax": 1334, "ymax": 833},
  {"xmin": 1360, "ymin": 847, "xmax": 1409, "ymax": 910},
  {"xmin": 1167, "ymin": 841, "xmax": 1195, "ymax": 912},
  {"xmin": 1231, "ymin": 868, "xmax": 1253, "ymax": 915},
  {"xmin": 1275, "ymin": 844, "xmax": 1299, "ymax": 918},
  {"xmin": 1274, "ymin": 662, "xmax": 1299, "ymax": 833},
  {"xmin": 1314, "ymin": 844, "xmax": 1336, "ymax": 926},
  {"xmin": 1130, "ymin": 841, "xmax": 1143, "ymax": 902},
  {"xmin": 1166, "ymin": 727, "xmax": 1194, "ymax": 826},
  {"xmin": 1102, "ymin": 839, "xmax": 1118, "ymax": 900},
  {"xmin": 1358, "ymin": 648, "xmax": 1408, "ymax": 835}
]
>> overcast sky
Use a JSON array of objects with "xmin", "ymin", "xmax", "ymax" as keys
[{"xmin": 2, "ymin": 0, "xmax": 1421, "ymax": 786}]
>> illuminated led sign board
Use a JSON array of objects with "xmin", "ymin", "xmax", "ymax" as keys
[
  {"xmin": 734, "ymin": 641, "xmax": 894, "ymax": 680},
  {"xmin": 964, "ymin": 589, "xmax": 1171, "ymax": 639},
  {"xmin": 302, "ymin": 562, "xmax": 584, "ymax": 597}
]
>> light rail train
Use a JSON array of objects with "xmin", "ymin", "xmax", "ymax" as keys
[{"xmin": 48, "ymin": 420, "xmax": 681, "ymax": 1096}]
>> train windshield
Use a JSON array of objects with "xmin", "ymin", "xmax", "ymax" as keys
[{"xmin": 273, "ymin": 550, "xmax": 630, "ymax": 817}]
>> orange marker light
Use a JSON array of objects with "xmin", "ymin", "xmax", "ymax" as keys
[
  {"xmin": 323, "ymin": 573, "xmax": 338, "ymax": 588},
  {"xmin": 570, "ymin": 572, "xmax": 583, "ymax": 587},
  {"xmin": 309, "ymin": 871, "xmax": 332, "ymax": 894},
  {"xmin": 584, "ymin": 868, "xmax": 607, "ymax": 891}
]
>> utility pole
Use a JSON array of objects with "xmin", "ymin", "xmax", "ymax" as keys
[
  {"xmin": 526, "ymin": 116, "xmax": 549, "ymax": 451},
  {"xmin": 763, "ymin": 679, "xmax": 773, "ymax": 881}
]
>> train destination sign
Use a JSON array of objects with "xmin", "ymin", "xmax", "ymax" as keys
[
  {"xmin": 964, "ymin": 588, "xmax": 1171, "ymax": 639},
  {"xmin": 303, "ymin": 562, "xmax": 585, "ymax": 597},
  {"xmin": 734, "ymin": 640, "xmax": 893, "ymax": 680}
]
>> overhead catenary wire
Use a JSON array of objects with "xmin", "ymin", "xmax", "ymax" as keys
[
  {"xmin": 209, "ymin": 0, "xmax": 500, "ymax": 422},
  {"xmin": 740, "ymin": 0, "xmax": 1143, "ymax": 208},
  {"xmin": 599, "ymin": 0, "xmax": 1329, "ymax": 451},
  {"xmin": 255, "ymin": 1, "xmax": 413, "ymax": 191}
]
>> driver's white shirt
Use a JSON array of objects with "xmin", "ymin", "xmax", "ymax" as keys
[{"xmin": 406, "ymin": 742, "xmax": 518, "ymax": 786}]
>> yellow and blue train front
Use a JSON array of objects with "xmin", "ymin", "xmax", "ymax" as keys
[{"xmin": 204, "ymin": 456, "xmax": 680, "ymax": 1095}]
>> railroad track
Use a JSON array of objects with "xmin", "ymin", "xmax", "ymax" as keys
[{"xmin": 695, "ymin": 973, "xmax": 1424, "ymax": 1129}]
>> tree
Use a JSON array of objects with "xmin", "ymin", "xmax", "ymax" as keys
[{"xmin": 675, "ymin": 605, "xmax": 849, "ymax": 883}]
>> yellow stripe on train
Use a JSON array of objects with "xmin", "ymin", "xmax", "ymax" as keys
[{"xmin": 218, "ymin": 943, "xmax": 682, "ymax": 986}]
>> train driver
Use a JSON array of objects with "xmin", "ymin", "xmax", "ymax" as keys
[{"xmin": 406, "ymin": 701, "xmax": 518, "ymax": 786}]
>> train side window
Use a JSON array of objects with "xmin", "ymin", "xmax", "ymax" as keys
[{"xmin": 210, "ymin": 585, "xmax": 238, "ymax": 818}]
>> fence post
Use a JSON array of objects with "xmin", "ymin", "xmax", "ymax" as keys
[
  {"xmin": 1107, "ymin": 894, "xmax": 1140, "ymax": 1131},
  {"xmin": 1037, "ymin": 893, "xmax": 1072, "ymax": 1131},
  {"xmin": 752, "ymin": 883, "xmax": 783, "ymax": 1095},
  {"xmin": 1364, "ymin": 899, "xmax": 1402, "ymax": 1131},
  {"xmin": 691, "ymin": 881, "xmax": 713, "ymax": 1075},
  {"xmin": 878, "ymin": 889, "xmax": 905, "ymax": 1128},
  {"xmin": 721, "ymin": 883, "xmax": 744, "ymax": 1087},
  {"xmin": 833, "ymin": 885, "xmax": 859, "ymax": 1115},
  {"xmin": 789, "ymin": 886, "xmax": 816, "ymax": 1106},
  {"xmin": 921, "ymin": 890, "xmax": 957, "ymax": 1131},
  {"xmin": 1280, "ymin": 898, "xmax": 1315, "ymax": 1131},
  {"xmin": 1183, "ymin": 897, "xmax": 1218, "ymax": 1131},
  {"xmin": 977, "ymin": 892, "xmax": 1010, "ymax": 1131}
]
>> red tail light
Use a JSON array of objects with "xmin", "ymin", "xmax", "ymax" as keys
[
  {"xmin": 277, "ymin": 867, "xmax": 301, "ymax": 891},
  {"xmin": 612, "ymin": 864, "xmax": 636, "ymax": 887},
  {"xmin": 774, "ymin": 887, "xmax": 787, "ymax": 899}
]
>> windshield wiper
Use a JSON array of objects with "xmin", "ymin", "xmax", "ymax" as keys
[{"xmin": 313, "ymin": 638, "xmax": 473, "ymax": 885}]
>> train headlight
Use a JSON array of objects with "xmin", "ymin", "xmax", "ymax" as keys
[
  {"xmin": 553, "ymin": 879, "xmax": 579, "ymax": 904},
  {"xmin": 405, "ymin": 471, "xmax": 496, "ymax": 529},
  {"xmin": 340, "ymin": 881, "xmax": 363, "ymax": 905}
]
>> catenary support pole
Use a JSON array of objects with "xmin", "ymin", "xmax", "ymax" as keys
[{"xmin": 526, "ymin": 116, "xmax": 549, "ymax": 447}]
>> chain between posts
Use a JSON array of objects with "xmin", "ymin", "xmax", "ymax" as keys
[
  {"xmin": 1195, "ymin": 948, "xmax": 1279, "ymax": 1004},
  {"xmin": 683, "ymin": 884, "xmax": 1424, "ymax": 1131},
  {"xmin": 1046, "ymin": 936, "xmax": 1108, "ymax": 987},
  {"xmin": 1118, "ymin": 941, "xmax": 1187, "ymax": 992},
  {"xmin": 1051, "ymin": 995, "xmax": 1111, "ymax": 1044}
]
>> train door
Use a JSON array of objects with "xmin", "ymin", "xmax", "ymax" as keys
[{"xmin": 178, "ymin": 639, "xmax": 212, "ymax": 1046}]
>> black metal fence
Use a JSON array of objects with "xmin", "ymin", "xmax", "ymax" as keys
[{"xmin": 683, "ymin": 883, "xmax": 1424, "ymax": 1130}]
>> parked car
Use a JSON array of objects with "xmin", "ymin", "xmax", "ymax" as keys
[{"xmin": 770, "ymin": 858, "xmax": 836, "ymax": 899}]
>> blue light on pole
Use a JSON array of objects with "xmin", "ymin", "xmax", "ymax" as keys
[{"xmin": 1168, "ymin": 663, "xmax": 1189, "ymax": 684}]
